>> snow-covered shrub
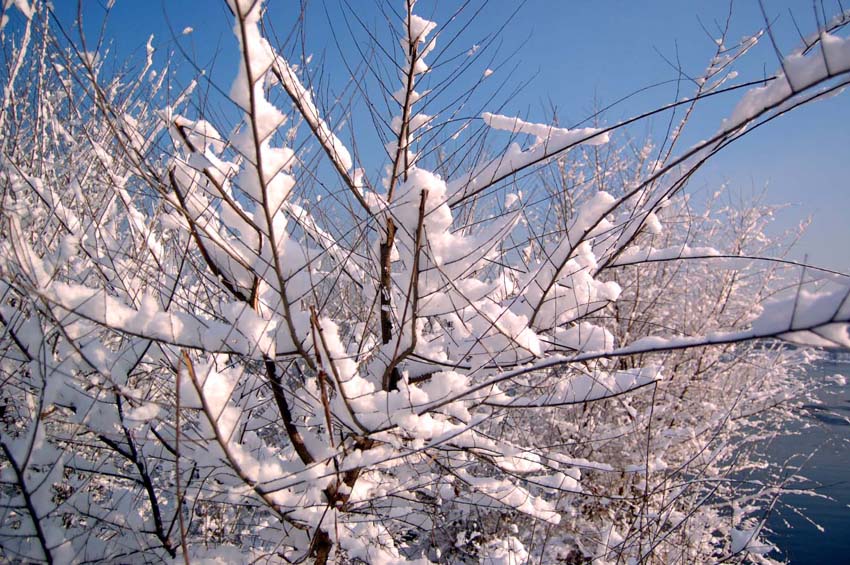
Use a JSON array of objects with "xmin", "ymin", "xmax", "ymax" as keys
[{"xmin": 1, "ymin": 1, "xmax": 849, "ymax": 563}]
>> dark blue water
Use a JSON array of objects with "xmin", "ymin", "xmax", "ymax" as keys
[{"xmin": 763, "ymin": 358, "xmax": 850, "ymax": 563}]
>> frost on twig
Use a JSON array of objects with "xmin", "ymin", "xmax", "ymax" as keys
[{"xmin": 0, "ymin": 1, "xmax": 849, "ymax": 563}]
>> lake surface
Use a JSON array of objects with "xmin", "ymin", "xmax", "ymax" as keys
[{"xmin": 762, "ymin": 357, "xmax": 850, "ymax": 563}]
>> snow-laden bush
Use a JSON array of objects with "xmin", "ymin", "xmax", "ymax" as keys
[{"xmin": 1, "ymin": 0, "xmax": 849, "ymax": 563}]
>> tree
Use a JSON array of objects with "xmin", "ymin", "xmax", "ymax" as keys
[{"xmin": 1, "ymin": 0, "xmax": 849, "ymax": 562}]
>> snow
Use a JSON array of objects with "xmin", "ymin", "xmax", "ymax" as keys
[
  {"xmin": 730, "ymin": 527, "xmax": 774, "ymax": 555},
  {"xmin": 390, "ymin": 112, "xmax": 432, "ymax": 135},
  {"xmin": 448, "ymin": 114, "xmax": 609, "ymax": 204},
  {"xmin": 406, "ymin": 14, "xmax": 437, "ymax": 74},
  {"xmin": 392, "ymin": 87, "xmax": 423, "ymax": 105},
  {"xmin": 12, "ymin": 0, "xmax": 33, "ymax": 19},
  {"xmin": 314, "ymin": 316, "xmax": 358, "ymax": 382},
  {"xmin": 36, "ymin": 279, "xmax": 274, "ymax": 357},
  {"xmin": 823, "ymin": 31, "xmax": 850, "ymax": 73},
  {"xmin": 825, "ymin": 373, "xmax": 847, "ymax": 385},
  {"xmin": 612, "ymin": 244, "xmax": 721, "ymax": 266},
  {"xmin": 488, "ymin": 367, "xmax": 661, "ymax": 408},
  {"xmin": 723, "ymin": 31, "xmax": 850, "ymax": 132},
  {"xmin": 407, "ymin": 14, "xmax": 436, "ymax": 44},
  {"xmin": 124, "ymin": 402, "xmax": 161, "ymax": 424},
  {"xmin": 482, "ymin": 112, "xmax": 608, "ymax": 148},
  {"xmin": 519, "ymin": 213, "xmax": 623, "ymax": 329},
  {"xmin": 4, "ymin": 1, "xmax": 849, "ymax": 562},
  {"xmin": 172, "ymin": 115, "xmax": 226, "ymax": 153},
  {"xmin": 458, "ymin": 470, "xmax": 561, "ymax": 524},
  {"xmin": 273, "ymin": 57, "xmax": 354, "ymax": 172},
  {"xmin": 481, "ymin": 536, "xmax": 529, "ymax": 565},
  {"xmin": 752, "ymin": 284, "xmax": 850, "ymax": 347},
  {"xmin": 553, "ymin": 322, "xmax": 615, "ymax": 353},
  {"xmin": 226, "ymin": 0, "xmax": 263, "ymax": 17},
  {"xmin": 625, "ymin": 456, "xmax": 669, "ymax": 473}
]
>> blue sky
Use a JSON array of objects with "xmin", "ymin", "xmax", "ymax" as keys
[{"xmin": 49, "ymin": 0, "xmax": 850, "ymax": 271}]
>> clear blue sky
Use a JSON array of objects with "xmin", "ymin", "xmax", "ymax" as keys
[{"xmin": 49, "ymin": 0, "xmax": 850, "ymax": 271}]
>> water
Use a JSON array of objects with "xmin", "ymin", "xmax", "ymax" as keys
[{"xmin": 763, "ymin": 358, "xmax": 850, "ymax": 563}]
